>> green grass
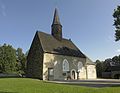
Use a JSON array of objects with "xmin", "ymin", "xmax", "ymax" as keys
[{"xmin": 0, "ymin": 78, "xmax": 120, "ymax": 93}]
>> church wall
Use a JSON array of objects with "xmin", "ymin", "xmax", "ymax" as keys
[
  {"xmin": 43, "ymin": 53, "xmax": 87, "ymax": 80},
  {"xmin": 86, "ymin": 65, "xmax": 96, "ymax": 79},
  {"xmin": 26, "ymin": 32, "xmax": 43, "ymax": 79},
  {"xmin": 78, "ymin": 67, "xmax": 86, "ymax": 79}
]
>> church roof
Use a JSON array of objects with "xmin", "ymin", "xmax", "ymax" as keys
[
  {"xmin": 37, "ymin": 31, "xmax": 86, "ymax": 58},
  {"xmin": 86, "ymin": 57, "xmax": 95, "ymax": 65}
]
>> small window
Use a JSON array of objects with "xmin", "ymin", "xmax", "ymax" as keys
[{"xmin": 48, "ymin": 68, "xmax": 54, "ymax": 76}]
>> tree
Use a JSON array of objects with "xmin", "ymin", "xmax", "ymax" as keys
[
  {"xmin": 16, "ymin": 48, "xmax": 26, "ymax": 74},
  {"xmin": 95, "ymin": 60, "xmax": 103, "ymax": 78},
  {"xmin": 103, "ymin": 58, "xmax": 112, "ymax": 71},
  {"xmin": 113, "ymin": 6, "xmax": 120, "ymax": 41},
  {"xmin": 0, "ymin": 44, "xmax": 27, "ymax": 75},
  {"xmin": 0, "ymin": 44, "xmax": 17, "ymax": 73},
  {"xmin": 112, "ymin": 56, "xmax": 119, "ymax": 63}
]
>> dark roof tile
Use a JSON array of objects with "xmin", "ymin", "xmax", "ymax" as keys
[{"xmin": 37, "ymin": 31, "xmax": 86, "ymax": 58}]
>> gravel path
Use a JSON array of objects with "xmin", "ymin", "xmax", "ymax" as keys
[{"xmin": 47, "ymin": 79, "xmax": 120, "ymax": 88}]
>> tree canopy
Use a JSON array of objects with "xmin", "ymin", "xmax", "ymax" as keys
[
  {"xmin": 95, "ymin": 55, "xmax": 120, "ymax": 78},
  {"xmin": 0, "ymin": 44, "xmax": 17, "ymax": 73},
  {"xmin": 113, "ymin": 6, "xmax": 120, "ymax": 41},
  {"xmin": 0, "ymin": 44, "xmax": 26, "ymax": 74}
]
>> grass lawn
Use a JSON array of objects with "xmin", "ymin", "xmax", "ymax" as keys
[{"xmin": 0, "ymin": 78, "xmax": 120, "ymax": 93}]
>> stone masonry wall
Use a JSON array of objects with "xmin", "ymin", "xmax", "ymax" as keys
[
  {"xmin": 43, "ymin": 53, "xmax": 87, "ymax": 80},
  {"xmin": 26, "ymin": 32, "xmax": 44, "ymax": 79}
]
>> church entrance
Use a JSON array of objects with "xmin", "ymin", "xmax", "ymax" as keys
[
  {"xmin": 71, "ymin": 69, "xmax": 76, "ymax": 80},
  {"xmin": 48, "ymin": 68, "xmax": 54, "ymax": 80}
]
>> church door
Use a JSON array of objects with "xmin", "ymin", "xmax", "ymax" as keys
[
  {"xmin": 71, "ymin": 70, "xmax": 76, "ymax": 80},
  {"xmin": 48, "ymin": 68, "xmax": 54, "ymax": 80}
]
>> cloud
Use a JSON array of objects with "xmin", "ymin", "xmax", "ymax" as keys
[{"xmin": 0, "ymin": 0, "xmax": 6, "ymax": 16}]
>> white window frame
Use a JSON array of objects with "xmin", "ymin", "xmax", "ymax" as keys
[{"xmin": 63, "ymin": 59, "xmax": 69, "ymax": 72}]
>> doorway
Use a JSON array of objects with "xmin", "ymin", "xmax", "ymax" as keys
[
  {"xmin": 48, "ymin": 68, "xmax": 54, "ymax": 80},
  {"xmin": 71, "ymin": 69, "xmax": 76, "ymax": 80}
]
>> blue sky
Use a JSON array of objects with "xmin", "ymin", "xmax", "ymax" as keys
[{"xmin": 0, "ymin": 0, "xmax": 120, "ymax": 61}]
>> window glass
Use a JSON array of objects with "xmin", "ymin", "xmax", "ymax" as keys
[
  {"xmin": 63, "ymin": 59, "xmax": 69, "ymax": 71},
  {"xmin": 49, "ymin": 68, "xmax": 53, "ymax": 75}
]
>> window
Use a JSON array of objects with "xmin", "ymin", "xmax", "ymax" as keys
[
  {"xmin": 78, "ymin": 62, "xmax": 83, "ymax": 71},
  {"xmin": 48, "ymin": 68, "xmax": 54, "ymax": 76},
  {"xmin": 63, "ymin": 59, "xmax": 69, "ymax": 71}
]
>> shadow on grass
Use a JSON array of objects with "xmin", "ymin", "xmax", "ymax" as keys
[
  {"xmin": 0, "ymin": 77, "xmax": 21, "ymax": 79},
  {"xmin": 110, "ymin": 85, "xmax": 120, "ymax": 87},
  {"xmin": 0, "ymin": 92, "xmax": 18, "ymax": 93}
]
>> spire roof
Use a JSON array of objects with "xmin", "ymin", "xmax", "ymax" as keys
[{"xmin": 52, "ymin": 8, "xmax": 61, "ymax": 25}]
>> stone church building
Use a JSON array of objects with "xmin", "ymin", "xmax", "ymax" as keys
[{"xmin": 26, "ymin": 8, "xmax": 96, "ymax": 80}]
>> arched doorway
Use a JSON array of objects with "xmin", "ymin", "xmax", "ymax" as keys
[{"xmin": 71, "ymin": 69, "xmax": 76, "ymax": 80}]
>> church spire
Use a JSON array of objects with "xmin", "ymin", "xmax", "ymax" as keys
[
  {"xmin": 51, "ymin": 8, "xmax": 62, "ymax": 41},
  {"xmin": 52, "ymin": 8, "xmax": 61, "ymax": 25}
]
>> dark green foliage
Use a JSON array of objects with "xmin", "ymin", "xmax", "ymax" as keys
[
  {"xmin": 0, "ymin": 44, "xmax": 26, "ymax": 74},
  {"xmin": 0, "ymin": 44, "xmax": 17, "ymax": 73},
  {"xmin": 16, "ymin": 48, "xmax": 26, "ymax": 74},
  {"xmin": 113, "ymin": 6, "xmax": 120, "ymax": 41},
  {"xmin": 95, "ymin": 60, "xmax": 103, "ymax": 77},
  {"xmin": 96, "ymin": 55, "xmax": 120, "ymax": 78},
  {"xmin": 112, "ymin": 55, "xmax": 120, "ymax": 63},
  {"xmin": 103, "ymin": 58, "xmax": 113, "ymax": 72}
]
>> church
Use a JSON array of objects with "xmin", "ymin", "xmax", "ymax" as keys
[{"xmin": 26, "ymin": 8, "xmax": 96, "ymax": 80}]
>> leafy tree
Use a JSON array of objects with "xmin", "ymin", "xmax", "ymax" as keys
[
  {"xmin": 103, "ymin": 58, "xmax": 112, "ymax": 71},
  {"xmin": 0, "ymin": 44, "xmax": 27, "ymax": 75},
  {"xmin": 113, "ymin": 6, "xmax": 120, "ymax": 41},
  {"xmin": 95, "ymin": 60, "xmax": 103, "ymax": 77},
  {"xmin": 16, "ymin": 48, "xmax": 26, "ymax": 74},
  {"xmin": 0, "ymin": 46, "xmax": 3, "ymax": 73},
  {"xmin": 96, "ymin": 55, "xmax": 120, "ymax": 78},
  {"xmin": 112, "ymin": 56, "xmax": 119, "ymax": 63},
  {"xmin": 0, "ymin": 44, "xmax": 17, "ymax": 73}
]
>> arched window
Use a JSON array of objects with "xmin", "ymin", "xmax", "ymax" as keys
[
  {"xmin": 63, "ymin": 59, "xmax": 69, "ymax": 71},
  {"xmin": 78, "ymin": 62, "xmax": 83, "ymax": 71}
]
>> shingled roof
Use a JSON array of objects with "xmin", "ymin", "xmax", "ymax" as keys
[{"xmin": 36, "ymin": 31, "xmax": 86, "ymax": 58}]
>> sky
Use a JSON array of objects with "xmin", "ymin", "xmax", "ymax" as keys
[{"xmin": 0, "ymin": 0, "xmax": 120, "ymax": 61}]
